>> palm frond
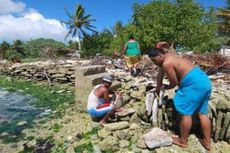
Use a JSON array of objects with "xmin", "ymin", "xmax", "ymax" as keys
[
  {"xmin": 64, "ymin": 6, "xmax": 75, "ymax": 20},
  {"xmin": 85, "ymin": 26, "xmax": 97, "ymax": 33},
  {"xmin": 85, "ymin": 24, "xmax": 97, "ymax": 29},
  {"xmin": 80, "ymin": 29, "xmax": 90, "ymax": 39},
  {"xmin": 72, "ymin": 28, "xmax": 78, "ymax": 38},
  {"xmin": 65, "ymin": 27, "xmax": 75, "ymax": 40},
  {"xmin": 76, "ymin": 4, "xmax": 84, "ymax": 19}
]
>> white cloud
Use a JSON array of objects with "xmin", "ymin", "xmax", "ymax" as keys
[
  {"xmin": 0, "ymin": 0, "xmax": 68, "ymax": 43},
  {"xmin": 0, "ymin": 0, "xmax": 25, "ymax": 14}
]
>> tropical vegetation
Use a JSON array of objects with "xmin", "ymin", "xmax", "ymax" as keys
[
  {"xmin": 217, "ymin": 0, "xmax": 230, "ymax": 39},
  {"xmin": 0, "ymin": 0, "xmax": 230, "ymax": 60}
]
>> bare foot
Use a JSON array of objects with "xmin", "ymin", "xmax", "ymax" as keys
[
  {"xmin": 99, "ymin": 120, "xmax": 107, "ymax": 127},
  {"xmin": 198, "ymin": 138, "xmax": 211, "ymax": 151},
  {"xmin": 172, "ymin": 137, "xmax": 188, "ymax": 148}
]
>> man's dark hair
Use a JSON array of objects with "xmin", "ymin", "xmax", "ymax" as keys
[
  {"xmin": 129, "ymin": 35, "xmax": 134, "ymax": 40},
  {"xmin": 148, "ymin": 47, "xmax": 165, "ymax": 57}
]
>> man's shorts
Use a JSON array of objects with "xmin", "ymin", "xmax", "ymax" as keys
[
  {"xmin": 125, "ymin": 55, "xmax": 140, "ymax": 68},
  {"xmin": 173, "ymin": 66, "xmax": 212, "ymax": 116},
  {"xmin": 87, "ymin": 103, "xmax": 114, "ymax": 118}
]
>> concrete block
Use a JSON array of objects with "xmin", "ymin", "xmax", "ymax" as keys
[{"xmin": 75, "ymin": 65, "xmax": 106, "ymax": 76}]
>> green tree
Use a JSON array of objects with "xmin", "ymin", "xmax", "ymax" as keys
[
  {"xmin": 131, "ymin": 1, "xmax": 176, "ymax": 51},
  {"xmin": 130, "ymin": 0, "xmax": 218, "ymax": 52},
  {"xmin": 0, "ymin": 41, "xmax": 10, "ymax": 60},
  {"xmin": 62, "ymin": 4, "xmax": 97, "ymax": 53},
  {"xmin": 23, "ymin": 38, "xmax": 67, "ymax": 58},
  {"xmin": 109, "ymin": 24, "xmax": 139, "ymax": 53},
  {"xmin": 4, "ymin": 40, "xmax": 26, "ymax": 61},
  {"xmin": 111, "ymin": 21, "xmax": 124, "ymax": 38},
  {"xmin": 82, "ymin": 29, "xmax": 114, "ymax": 56},
  {"xmin": 68, "ymin": 40, "xmax": 79, "ymax": 50},
  {"xmin": 217, "ymin": 0, "xmax": 230, "ymax": 36},
  {"xmin": 12, "ymin": 40, "xmax": 26, "ymax": 57}
]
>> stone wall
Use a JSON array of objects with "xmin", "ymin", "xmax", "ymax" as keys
[
  {"xmin": 0, "ymin": 60, "xmax": 76, "ymax": 86},
  {"xmin": 0, "ymin": 61, "xmax": 121, "ymax": 112}
]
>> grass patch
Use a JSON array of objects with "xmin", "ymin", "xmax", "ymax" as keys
[
  {"xmin": 82, "ymin": 127, "xmax": 99, "ymax": 140},
  {"xmin": 73, "ymin": 128, "xmax": 99, "ymax": 153},
  {"xmin": 74, "ymin": 142, "xmax": 94, "ymax": 153},
  {"xmin": 52, "ymin": 124, "xmax": 63, "ymax": 133}
]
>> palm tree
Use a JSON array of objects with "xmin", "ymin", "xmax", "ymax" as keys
[
  {"xmin": 217, "ymin": 0, "xmax": 230, "ymax": 36},
  {"xmin": 61, "ymin": 4, "xmax": 97, "ymax": 53}
]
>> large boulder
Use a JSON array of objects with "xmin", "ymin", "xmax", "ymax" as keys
[{"xmin": 143, "ymin": 128, "xmax": 172, "ymax": 149}]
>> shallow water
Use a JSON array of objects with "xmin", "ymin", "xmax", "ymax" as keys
[
  {"xmin": 0, "ymin": 87, "xmax": 45, "ymax": 122},
  {"xmin": 0, "ymin": 87, "xmax": 51, "ymax": 143}
]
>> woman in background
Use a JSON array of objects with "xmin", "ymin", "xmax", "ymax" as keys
[{"xmin": 123, "ymin": 35, "xmax": 141, "ymax": 76}]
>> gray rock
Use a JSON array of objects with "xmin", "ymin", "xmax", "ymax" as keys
[
  {"xmin": 143, "ymin": 128, "xmax": 172, "ymax": 149},
  {"xmin": 136, "ymin": 136, "xmax": 147, "ymax": 149},
  {"xmin": 135, "ymin": 103, "xmax": 147, "ymax": 120},
  {"xmin": 225, "ymin": 120, "xmax": 230, "ymax": 143},
  {"xmin": 119, "ymin": 140, "xmax": 130, "ymax": 148},
  {"xmin": 216, "ymin": 98, "xmax": 230, "ymax": 111},
  {"xmin": 141, "ymin": 150, "xmax": 151, "ymax": 153},
  {"xmin": 113, "ymin": 93, "xmax": 125, "ymax": 109},
  {"xmin": 131, "ymin": 144, "xmax": 142, "ymax": 153},
  {"xmin": 129, "ymin": 123, "xmax": 141, "ymax": 130},
  {"xmin": 93, "ymin": 144, "xmax": 102, "ymax": 153},
  {"xmin": 116, "ymin": 108, "xmax": 136, "ymax": 117},
  {"xmin": 124, "ymin": 95, "xmax": 131, "ymax": 103},
  {"xmin": 130, "ymin": 130, "xmax": 143, "ymax": 143},
  {"xmin": 214, "ymin": 111, "xmax": 224, "ymax": 142},
  {"xmin": 103, "ymin": 121, "xmax": 129, "ymax": 131},
  {"xmin": 98, "ymin": 136, "xmax": 118, "ymax": 151},
  {"xmin": 219, "ymin": 112, "xmax": 230, "ymax": 141},
  {"xmin": 117, "ymin": 116, "xmax": 131, "ymax": 121},
  {"xmin": 130, "ymin": 113, "xmax": 141, "ymax": 124},
  {"xmin": 130, "ymin": 86, "xmax": 146, "ymax": 100},
  {"xmin": 113, "ymin": 129, "xmax": 131, "ymax": 140},
  {"xmin": 98, "ymin": 128, "xmax": 112, "ymax": 138},
  {"xmin": 91, "ymin": 121, "xmax": 100, "ymax": 128}
]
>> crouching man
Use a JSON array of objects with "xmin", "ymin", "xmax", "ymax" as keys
[{"xmin": 87, "ymin": 75, "xmax": 116, "ymax": 126}]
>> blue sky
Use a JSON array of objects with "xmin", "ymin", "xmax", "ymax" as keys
[
  {"xmin": 0, "ymin": 0, "xmax": 227, "ymax": 43},
  {"xmin": 22, "ymin": 0, "xmax": 227, "ymax": 31}
]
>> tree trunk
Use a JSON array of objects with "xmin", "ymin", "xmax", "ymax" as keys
[
  {"xmin": 78, "ymin": 40, "xmax": 81, "ymax": 53},
  {"xmin": 77, "ymin": 31, "xmax": 81, "ymax": 53}
]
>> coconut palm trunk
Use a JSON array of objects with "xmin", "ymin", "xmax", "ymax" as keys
[{"xmin": 76, "ymin": 30, "xmax": 81, "ymax": 53}]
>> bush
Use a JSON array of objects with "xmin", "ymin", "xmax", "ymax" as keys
[{"xmin": 5, "ymin": 49, "xmax": 23, "ymax": 62}]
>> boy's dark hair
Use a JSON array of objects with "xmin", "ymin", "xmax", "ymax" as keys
[
  {"xmin": 148, "ymin": 47, "xmax": 165, "ymax": 57},
  {"xmin": 129, "ymin": 35, "xmax": 134, "ymax": 40}
]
